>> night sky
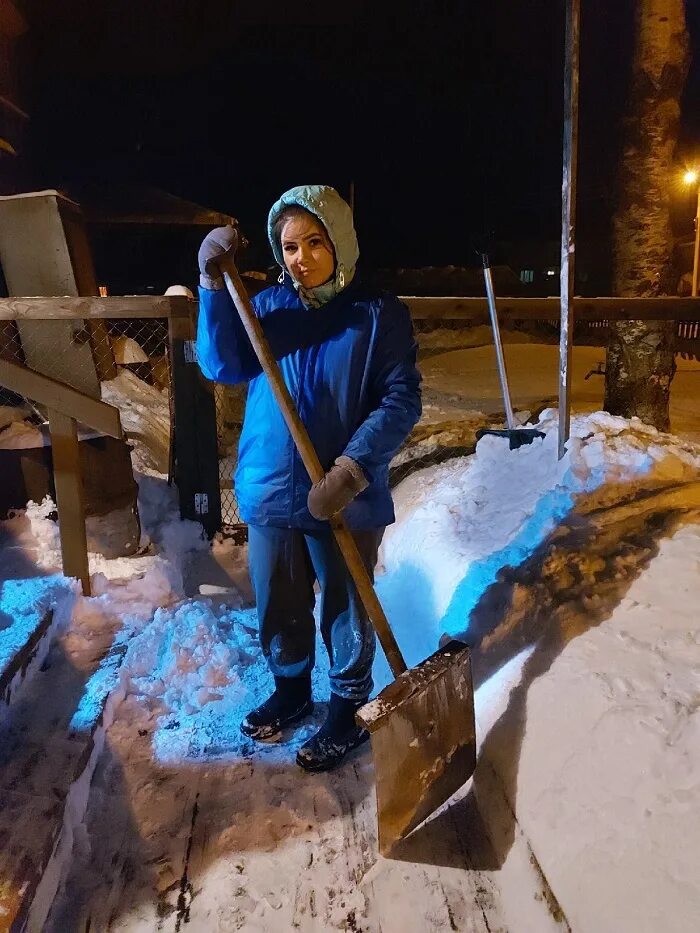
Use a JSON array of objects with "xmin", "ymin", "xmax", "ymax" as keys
[{"xmin": 17, "ymin": 0, "xmax": 700, "ymax": 273}]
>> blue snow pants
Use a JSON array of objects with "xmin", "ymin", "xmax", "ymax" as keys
[{"xmin": 247, "ymin": 525, "xmax": 383, "ymax": 701}]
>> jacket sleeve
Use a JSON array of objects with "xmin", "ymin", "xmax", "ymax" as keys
[
  {"xmin": 195, "ymin": 285, "xmax": 261, "ymax": 384},
  {"xmin": 341, "ymin": 297, "xmax": 422, "ymax": 481}
]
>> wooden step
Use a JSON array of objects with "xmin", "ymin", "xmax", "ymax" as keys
[
  {"xmin": 0, "ymin": 622, "xmax": 127, "ymax": 933},
  {"xmin": 0, "ymin": 588, "xmax": 62, "ymax": 726}
]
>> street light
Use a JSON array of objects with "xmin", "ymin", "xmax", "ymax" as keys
[{"xmin": 683, "ymin": 169, "xmax": 700, "ymax": 296}]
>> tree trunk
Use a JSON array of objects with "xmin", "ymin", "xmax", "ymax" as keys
[{"xmin": 604, "ymin": 0, "xmax": 690, "ymax": 431}]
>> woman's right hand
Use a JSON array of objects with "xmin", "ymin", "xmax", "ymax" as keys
[{"xmin": 198, "ymin": 225, "xmax": 241, "ymax": 289}]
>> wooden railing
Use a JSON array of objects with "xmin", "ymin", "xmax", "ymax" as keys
[
  {"xmin": 401, "ymin": 295, "xmax": 700, "ymax": 321},
  {"xmin": 3, "ymin": 294, "xmax": 699, "ymax": 323},
  {"xmin": 0, "ymin": 359, "xmax": 122, "ymax": 595}
]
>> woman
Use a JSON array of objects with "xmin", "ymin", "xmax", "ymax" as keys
[{"xmin": 196, "ymin": 185, "xmax": 421, "ymax": 772}]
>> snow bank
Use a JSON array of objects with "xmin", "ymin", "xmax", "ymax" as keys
[{"xmin": 378, "ymin": 410, "xmax": 700, "ymax": 666}]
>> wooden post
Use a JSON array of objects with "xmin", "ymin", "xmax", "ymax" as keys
[
  {"xmin": 47, "ymin": 408, "xmax": 91, "ymax": 595},
  {"xmin": 169, "ymin": 305, "xmax": 222, "ymax": 538},
  {"xmin": 558, "ymin": 0, "xmax": 581, "ymax": 460}
]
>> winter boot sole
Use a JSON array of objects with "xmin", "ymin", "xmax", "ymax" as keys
[
  {"xmin": 240, "ymin": 699, "xmax": 315, "ymax": 741},
  {"xmin": 295, "ymin": 727, "xmax": 370, "ymax": 773}
]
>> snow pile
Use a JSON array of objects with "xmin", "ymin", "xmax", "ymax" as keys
[
  {"xmin": 135, "ymin": 472, "xmax": 208, "ymax": 579},
  {"xmin": 101, "ymin": 370, "xmax": 170, "ymax": 474},
  {"xmin": 13, "ymin": 470, "xmax": 207, "ymax": 591},
  {"xmin": 0, "ymin": 467, "xmax": 209, "ymax": 683},
  {"xmin": 378, "ymin": 410, "xmax": 700, "ymax": 664},
  {"xmin": 0, "ymin": 419, "xmax": 46, "ymax": 449},
  {"xmin": 117, "ymin": 597, "xmax": 332, "ymax": 763},
  {"xmin": 122, "ymin": 599, "xmax": 254, "ymax": 713}
]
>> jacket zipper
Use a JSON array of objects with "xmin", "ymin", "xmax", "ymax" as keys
[{"xmin": 289, "ymin": 346, "xmax": 308, "ymax": 524}]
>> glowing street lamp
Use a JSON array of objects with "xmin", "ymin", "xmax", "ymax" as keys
[{"xmin": 683, "ymin": 169, "xmax": 700, "ymax": 296}]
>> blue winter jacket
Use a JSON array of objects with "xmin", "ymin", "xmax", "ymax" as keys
[{"xmin": 196, "ymin": 278, "xmax": 422, "ymax": 529}]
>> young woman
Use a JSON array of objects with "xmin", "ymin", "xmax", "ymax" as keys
[{"xmin": 196, "ymin": 185, "xmax": 421, "ymax": 771}]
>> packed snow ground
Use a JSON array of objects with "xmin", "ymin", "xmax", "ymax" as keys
[
  {"xmin": 3, "ymin": 337, "xmax": 700, "ymax": 931},
  {"xmin": 420, "ymin": 342, "xmax": 700, "ymax": 439}
]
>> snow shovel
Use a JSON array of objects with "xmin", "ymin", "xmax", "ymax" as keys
[
  {"xmin": 220, "ymin": 261, "xmax": 476, "ymax": 856},
  {"xmin": 476, "ymin": 251, "xmax": 545, "ymax": 450}
]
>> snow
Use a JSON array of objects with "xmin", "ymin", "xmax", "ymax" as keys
[
  {"xmin": 0, "ymin": 575, "xmax": 76, "ymax": 680},
  {"xmin": 377, "ymin": 410, "xmax": 700, "ymax": 668},
  {"xmin": 471, "ymin": 523, "xmax": 700, "ymax": 933},
  {"xmin": 0, "ymin": 419, "xmax": 46, "ymax": 448},
  {"xmin": 0, "ymin": 420, "xmax": 104, "ymax": 449},
  {"xmin": 101, "ymin": 370, "xmax": 171, "ymax": 473},
  {"xmin": 420, "ymin": 342, "xmax": 700, "ymax": 441}
]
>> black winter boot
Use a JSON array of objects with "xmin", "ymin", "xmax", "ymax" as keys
[
  {"xmin": 241, "ymin": 675, "xmax": 313, "ymax": 740},
  {"xmin": 296, "ymin": 692, "xmax": 369, "ymax": 772}
]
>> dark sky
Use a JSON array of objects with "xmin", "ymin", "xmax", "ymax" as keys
[{"xmin": 16, "ymin": 0, "xmax": 700, "ymax": 271}]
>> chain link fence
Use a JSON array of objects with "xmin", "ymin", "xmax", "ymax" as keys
[
  {"xmin": 214, "ymin": 382, "xmax": 245, "ymax": 528},
  {"xmin": 1, "ymin": 316, "xmax": 172, "ymax": 476}
]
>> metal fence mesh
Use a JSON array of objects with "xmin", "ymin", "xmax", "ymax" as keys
[
  {"xmin": 213, "ymin": 382, "xmax": 245, "ymax": 528},
  {"xmin": 0, "ymin": 316, "xmax": 172, "ymax": 475}
]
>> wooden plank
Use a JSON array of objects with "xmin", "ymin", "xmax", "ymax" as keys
[
  {"xmin": 402, "ymin": 296, "xmax": 700, "ymax": 321},
  {"xmin": 0, "ymin": 607, "xmax": 55, "ymax": 715},
  {"xmin": 0, "ymin": 358, "xmax": 122, "ymax": 438},
  {"xmin": 0, "ymin": 191, "xmax": 102, "ymax": 397},
  {"xmin": 48, "ymin": 409, "xmax": 90, "ymax": 595},
  {"xmin": 0, "ymin": 294, "xmax": 192, "ymax": 320},
  {"xmin": 559, "ymin": 0, "xmax": 581, "ymax": 459}
]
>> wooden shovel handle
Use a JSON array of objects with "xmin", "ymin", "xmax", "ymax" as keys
[{"xmin": 221, "ymin": 264, "xmax": 408, "ymax": 678}]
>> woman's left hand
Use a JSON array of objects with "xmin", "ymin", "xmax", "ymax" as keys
[{"xmin": 307, "ymin": 456, "xmax": 369, "ymax": 520}]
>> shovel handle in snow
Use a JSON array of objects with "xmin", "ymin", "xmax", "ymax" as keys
[
  {"xmin": 480, "ymin": 252, "xmax": 516, "ymax": 431},
  {"xmin": 220, "ymin": 263, "xmax": 409, "ymax": 679}
]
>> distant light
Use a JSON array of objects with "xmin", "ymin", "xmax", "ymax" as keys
[
  {"xmin": 546, "ymin": 268, "xmax": 558, "ymax": 277},
  {"xmin": 683, "ymin": 169, "xmax": 698, "ymax": 186},
  {"xmin": 98, "ymin": 285, "xmax": 109, "ymax": 297}
]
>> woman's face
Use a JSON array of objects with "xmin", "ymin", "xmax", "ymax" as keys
[{"xmin": 280, "ymin": 212, "xmax": 335, "ymax": 288}]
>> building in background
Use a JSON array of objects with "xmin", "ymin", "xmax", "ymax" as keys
[{"xmin": 0, "ymin": 0, "xmax": 29, "ymax": 194}]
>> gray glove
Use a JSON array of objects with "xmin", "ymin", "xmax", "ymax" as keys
[
  {"xmin": 198, "ymin": 225, "xmax": 240, "ymax": 289},
  {"xmin": 307, "ymin": 456, "xmax": 369, "ymax": 520}
]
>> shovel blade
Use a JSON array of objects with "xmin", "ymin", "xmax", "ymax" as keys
[
  {"xmin": 356, "ymin": 641, "xmax": 475, "ymax": 856},
  {"xmin": 476, "ymin": 427, "xmax": 546, "ymax": 450}
]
